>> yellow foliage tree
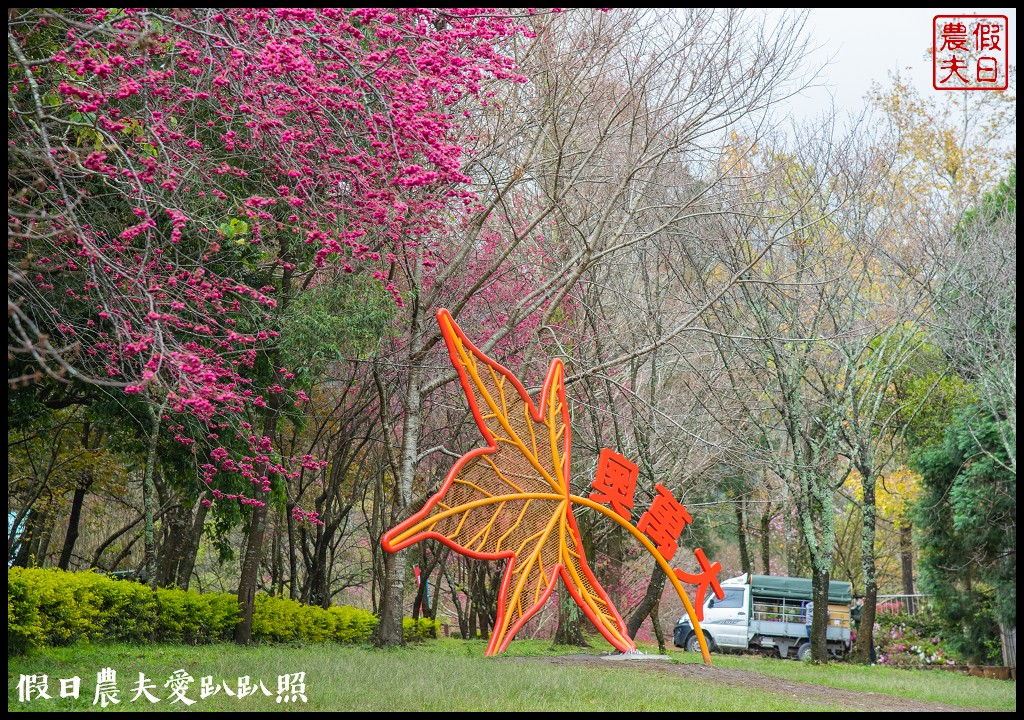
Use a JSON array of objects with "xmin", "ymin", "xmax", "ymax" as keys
[
  {"xmin": 870, "ymin": 71, "xmax": 1015, "ymax": 208},
  {"xmin": 844, "ymin": 466, "xmax": 922, "ymax": 530}
]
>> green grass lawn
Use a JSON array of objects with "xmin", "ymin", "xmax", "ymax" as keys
[
  {"xmin": 8, "ymin": 639, "xmax": 1016, "ymax": 712},
  {"xmin": 668, "ymin": 648, "xmax": 1016, "ymax": 710}
]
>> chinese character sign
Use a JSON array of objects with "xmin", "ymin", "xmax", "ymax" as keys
[
  {"xmin": 934, "ymin": 15, "xmax": 1009, "ymax": 90},
  {"xmin": 382, "ymin": 309, "xmax": 724, "ymax": 662},
  {"xmin": 636, "ymin": 483, "xmax": 692, "ymax": 561},
  {"xmin": 589, "ymin": 448, "xmax": 639, "ymax": 520},
  {"xmin": 16, "ymin": 670, "xmax": 304, "ymax": 706}
]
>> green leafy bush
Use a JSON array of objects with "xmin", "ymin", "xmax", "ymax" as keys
[
  {"xmin": 252, "ymin": 595, "xmax": 378, "ymax": 644},
  {"xmin": 874, "ymin": 609, "xmax": 961, "ymax": 667},
  {"xmin": 8, "ymin": 568, "xmax": 380, "ymax": 653},
  {"xmin": 251, "ymin": 594, "xmax": 303, "ymax": 643},
  {"xmin": 7, "ymin": 566, "xmax": 157, "ymax": 652},
  {"xmin": 7, "ymin": 569, "xmax": 44, "ymax": 654},
  {"xmin": 80, "ymin": 569, "xmax": 157, "ymax": 642},
  {"xmin": 154, "ymin": 587, "xmax": 239, "ymax": 643},
  {"xmin": 329, "ymin": 604, "xmax": 379, "ymax": 644},
  {"xmin": 404, "ymin": 617, "xmax": 440, "ymax": 643}
]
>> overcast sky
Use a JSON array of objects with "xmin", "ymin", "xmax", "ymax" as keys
[{"xmin": 764, "ymin": 8, "xmax": 1017, "ymax": 123}]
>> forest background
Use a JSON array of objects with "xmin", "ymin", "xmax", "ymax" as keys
[{"xmin": 7, "ymin": 8, "xmax": 1016, "ymax": 666}]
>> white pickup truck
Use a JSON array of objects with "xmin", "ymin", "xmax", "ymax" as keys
[{"xmin": 673, "ymin": 573, "xmax": 853, "ymax": 660}]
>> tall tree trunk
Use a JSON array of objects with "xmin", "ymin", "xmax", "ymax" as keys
[
  {"xmin": 854, "ymin": 468, "xmax": 878, "ymax": 664},
  {"xmin": 810, "ymin": 562, "xmax": 830, "ymax": 663},
  {"xmin": 306, "ymin": 522, "xmax": 332, "ymax": 607},
  {"xmin": 156, "ymin": 500, "xmax": 188, "ymax": 587},
  {"xmin": 275, "ymin": 508, "xmax": 286, "ymax": 598},
  {"xmin": 286, "ymin": 505, "xmax": 298, "ymax": 600},
  {"xmin": 270, "ymin": 512, "xmax": 281, "ymax": 597},
  {"xmin": 468, "ymin": 602, "xmax": 479, "ymax": 640},
  {"xmin": 235, "ymin": 503, "xmax": 269, "ymax": 644},
  {"xmin": 736, "ymin": 498, "xmax": 751, "ymax": 577},
  {"xmin": 13, "ymin": 507, "xmax": 43, "ymax": 567},
  {"xmin": 468, "ymin": 561, "xmax": 496, "ymax": 641},
  {"xmin": 651, "ymin": 599, "xmax": 666, "ymax": 654},
  {"xmin": 58, "ymin": 421, "xmax": 97, "ymax": 571},
  {"xmin": 375, "ymin": 300, "xmax": 424, "ymax": 648},
  {"xmin": 57, "ymin": 484, "xmax": 88, "ymax": 570},
  {"xmin": 444, "ymin": 561, "xmax": 470, "ymax": 639},
  {"xmin": 35, "ymin": 511, "xmax": 57, "ymax": 565},
  {"xmin": 606, "ymin": 524, "xmax": 624, "ymax": 611},
  {"xmin": 175, "ymin": 493, "xmax": 208, "ymax": 590},
  {"xmin": 476, "ymin": 595, "xmax": 491, "ymax": 640},
  {"xmin": 142, "ymin": 399, "xmax": 167, "ymax": 591},
  {"xmin": 553, "ymin": 581, "xmax": 588, "ymax": 647},
  {"xmin": 377, "ymin": 540, "xmax": 408, "ymax": 645},
  {"xmin": 236, "ymin": 228, "xmax": 295, "ymax": 642},
  {"xmin": 899, "ymin": 523, "xmax": 915, "ymax": 596},
  {"xmin": 425, "ymin": 550, "xmax": 447, "ymax": 623},
  {"xmin": 760, "ymin": 503, "xmax": 771, "ymax": 575},
  {"xmin": 234, "ymin": 407, "xmax": 279, "ymax": 644},
  {"xmin": 798, "ymin": 460, "xmax": 839, "ymax": 663},
  {"xmin": 369, "ymin": 466, "xmax": 389, "ymax": 614}
]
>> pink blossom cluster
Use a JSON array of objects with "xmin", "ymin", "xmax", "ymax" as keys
[{"xmin": 9, "ymin": 8, "xmax": 532, "ymax": 522}]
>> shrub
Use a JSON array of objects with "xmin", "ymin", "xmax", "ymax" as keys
[
  {"xmin": 874, "ymin": 609, "xmax": 959, "ymax": 668},
  {"xmin": 251, "ymin": 595, "xmax": 378, "ymax": 645},
  {"xmin": 7, "ymin": 566, "xmax": 157, "ymax": 651},
  {"xmin": 154, "ymin": 587, "xmax": 239, "ymax": 644},
  {"xmin": 404, "ymin": 617, "xmax": 440, "ymax": 643},
  {"xmin": 7, "ymin": 568, "xmax": 379, "ymax": 653},
  {"xmin": 7, "ymin": 569, "xmax": 44, "ymax": 654},
  {"xmin": 78, "ymin": 569, "xmax": 157, "ymax": 643},
  {"xmin": 329, "ymin": 604, "xmax": 378, "ymax": 644}
]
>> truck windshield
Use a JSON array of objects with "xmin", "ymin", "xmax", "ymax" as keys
[{"xmin": 707, "ymin": 588, "xmax": 744, "ymax": 609}]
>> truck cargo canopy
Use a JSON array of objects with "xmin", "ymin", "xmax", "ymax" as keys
[{"xmin": 749, "ymin": 574, "xmax": 852, "ymax": 604}]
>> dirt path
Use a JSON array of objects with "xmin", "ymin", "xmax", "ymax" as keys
[{"xmin": 511, "ymin": 654, "xmax": 1000, "ymax": 712}]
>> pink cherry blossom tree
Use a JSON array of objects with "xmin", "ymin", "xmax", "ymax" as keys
[{"xmin": 9, "ymin": 7, "xmax": 535, "ymax": 642}]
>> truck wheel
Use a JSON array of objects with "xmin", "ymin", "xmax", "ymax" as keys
[
  {"xmin": 796, "ymin": 642, "xmax": 811, "ymax": 661},
  {"xmin": 686, "ymin": 631, "xmax": 711, "ymax": 654}
]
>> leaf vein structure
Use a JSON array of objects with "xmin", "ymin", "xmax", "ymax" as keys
[
  {"xmin": 465, "ymin": 499, "xmax": 505, "ymax": 550},
  {"xmin": 448, "ymin": 325, "xmax": 563, "ymax": 495},
  {"xmin": 496, "ymin": 500, "xmax": 533, "ymax": 554},
  {"xmin": 382, "ymin": 308, "xmax": 712, "ymax": 659},
  {"xmin": 480, "ymin": 455, "xmax": 527, "ymax": 493}
]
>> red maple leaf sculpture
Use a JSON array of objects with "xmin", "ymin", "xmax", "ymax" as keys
[{"xmin": 382, "ymin": 309, "xmax": 635, "ymax": 655}]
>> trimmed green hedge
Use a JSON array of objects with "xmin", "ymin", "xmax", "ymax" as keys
[
  {"xmin": 8, "ymin": 566, "xmax": 158, "ymax": 652},
  {"xmin": 403, "ymin": 617, "xmax": 441, "ymax": 642},
  {"xmin": 8, "ymin": 567, "xmax": 379, "ymax": 654},
  {"xmin": 252, "ymin": 594, "xmax": 378, "ymax": 644},
  {"xmin": 153, "ymin": 586, "xmax": 240, "ymax": 644}
]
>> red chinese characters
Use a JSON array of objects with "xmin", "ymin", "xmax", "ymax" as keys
[
  {"xmin": 933, "ymin": 15, "xmax": 1009, "ymax": 90},
  {"xmin": 938, "ymin": 21, "xmax": 968, "ymax": 51},
  {"xmin": 636, "ymin": 483, "xmax": 692, "ymax": 561},
  {"xmin": 589, "ymin": 448, "xmax": 639, "ymax": 520},
  {"xmin": 673, "ymin": 548, "xmax": 724, "ymax": 622},
  {"xmin": 589, "ymin": 461, "xmax": 724, "ymax": 616}
]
